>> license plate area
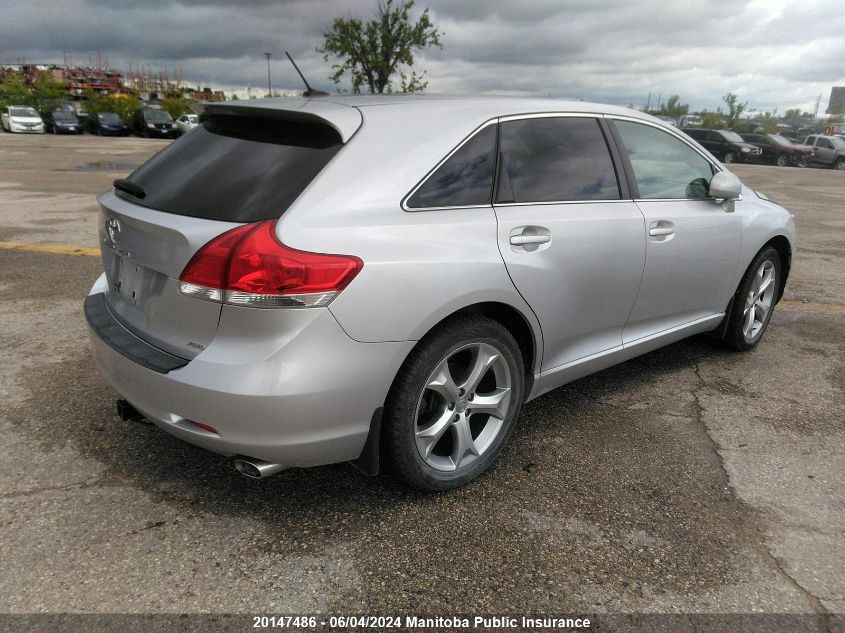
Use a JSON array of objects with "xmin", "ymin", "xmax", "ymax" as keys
[{"xmin": 112, "ymin": 255, "xmax": 146, "ymax": 306}]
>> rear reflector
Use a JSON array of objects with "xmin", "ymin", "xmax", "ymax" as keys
[
  {"xmin": 187, "ymin": 420, "xmax": 218, "ymax": 434},
  {"xmin": 179, "ymin": 220, "xmax": 362, "ymax": 308}
]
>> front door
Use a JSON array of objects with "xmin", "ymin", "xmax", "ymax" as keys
[{"xmin": 610, "ymin": 119, "xmax": 743, "ymax": 342}]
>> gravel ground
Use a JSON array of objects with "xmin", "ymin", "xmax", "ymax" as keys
[{"xmin": 0, "ymin": 134, "xmax": 842, "ymax": 631}]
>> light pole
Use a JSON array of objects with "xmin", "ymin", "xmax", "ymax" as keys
[{"xmin": 264, "ymin": 52, "xmax": 272, "ymax": 97}]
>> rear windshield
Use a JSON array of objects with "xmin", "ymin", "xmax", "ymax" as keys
[{"xmin": 117, "ymin": 115, "xmax": 342, "ymax": 222}]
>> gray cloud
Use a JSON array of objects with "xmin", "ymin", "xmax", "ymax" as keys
[{"xmin": 1, "ymin": 0, "xmax": 842, "ymax": 112}]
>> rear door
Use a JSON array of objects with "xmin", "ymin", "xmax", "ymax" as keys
[
  {"xmin": 609, "ymin": 118, "xmax": 742, "ymax": 342},
  {"xmin": 98, "ymin": 112, "xmax": 348, "ymax": 358},
  {"xmin": 493, "ymin": 115, "xmax": 646, "ymax": 372}
]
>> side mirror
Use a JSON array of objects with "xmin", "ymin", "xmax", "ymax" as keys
[{"xmin": 709, "ymin": 170, "xmax": 742, "ymax": 212}]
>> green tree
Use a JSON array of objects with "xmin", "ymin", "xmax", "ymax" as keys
[
  {"xmin": 722, "ymin": 92, "xmax": 748, "ymax": 129},
  {"xmin": 659, "ymin": 94, "xmax": 689, "ymax": 119},
  {"xmin": 83, "ymin": 89, "xmax": 141, "ymax": 124},
  {"xmin": 318, "ymin": 0, "xmax": 443, "ymax": 94},
  {"xmin": 160, "ymin": 96, "xmax": 195, "ymax": 119},
  {"xmin": 699, "ymin": 109, "xmax": 726, "ymax": 129},
  {"xmin": 0, "ymin": 73, "xmax": 32, "ymax": 107},
  {"xmin": 756, "ymin": 109, "xmax": 779, "ymax": 133},
  {"xmin": 31, "ymin": 73, "xmax": 68, "ymax": 101}
]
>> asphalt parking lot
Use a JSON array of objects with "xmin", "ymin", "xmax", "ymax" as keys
[{"xmin": 0, "ymin": 134, "xmax": 842, "ymax": 629}]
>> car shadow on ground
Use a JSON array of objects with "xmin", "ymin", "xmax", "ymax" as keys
[{"xmin": 9, "ymin": 331, "xmax": 773, "ymax": 613}]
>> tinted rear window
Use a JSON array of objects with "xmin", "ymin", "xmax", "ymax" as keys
[
  {"xmin": 496, "ymin": 117, "xmax": 620, "ymax": 203},
  {"xmin": 118, "ymin": 115, "xmax": 342, "ymax": 222},
  {"xmin": 406, "ymin": 124, "xmax": 497, "ymax": 209}
]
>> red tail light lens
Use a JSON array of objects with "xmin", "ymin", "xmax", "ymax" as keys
[{"xmin": 179, "ymin": 220, "xmax": 362, "ymax": 308}]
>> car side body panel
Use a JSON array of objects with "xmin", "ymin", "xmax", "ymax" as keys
[{"xmin": 83, "ymin": 95, "xmax": 797, "ymax": 473}]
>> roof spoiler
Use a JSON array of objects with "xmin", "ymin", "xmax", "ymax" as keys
[{"xmin": 193, "ymin": 100, "xmax": 362, "ymax": 143}]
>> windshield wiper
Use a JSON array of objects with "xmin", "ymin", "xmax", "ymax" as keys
[{"xmin": 113, "ymin": 178, "xmax": 146, "ymax": 199}]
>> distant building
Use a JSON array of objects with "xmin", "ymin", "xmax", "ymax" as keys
[
  {"xmin": 826, "ymin": 87, "xmax": 845, "ymax": 115},
  {"xmin": 189, "ymin": 87, "xmax": 227, "ymax": 102},
  {"xmin": 63, "ymin": 65, "xmax": 124, "ymax": 96}
]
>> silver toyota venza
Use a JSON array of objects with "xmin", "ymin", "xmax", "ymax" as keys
[{"xmin": 85, "ymin": 96, "xmax": 795, "ymax": 490}]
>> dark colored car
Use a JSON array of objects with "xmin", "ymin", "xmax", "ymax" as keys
[
  {"xmin": 44, "ymin": 110, "xmax": 83, "ymax": 135},
  {"xmin": 683, "ymin": 128, "xmax": 762, "ymax": 164},
  {"xmin": 740, "ymin": 133, "xmax": 813, "ymax": 166},
  {"xmin": 132, "ymin": 108, "xmax": 179, "ymax": 138},
  {"xmin": 89, "ymin": 112, "xmax": 130, "ymax": 136}
]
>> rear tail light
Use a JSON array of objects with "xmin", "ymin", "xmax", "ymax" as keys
[{"xmin": 179, "ymin": 220, "xmax": 362, "ymax": 308}]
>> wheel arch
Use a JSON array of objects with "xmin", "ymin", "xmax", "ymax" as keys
[
  {"xmin": 764, "ymin": 235, "xmax": 792, "ymax": 302},
  {"xmin": 452, "ymin": 302, "xmax": 539, "ymax": 393},
  {"xmin": 388, "ymin": 300, "xmax": 541, "ymax": 399}
]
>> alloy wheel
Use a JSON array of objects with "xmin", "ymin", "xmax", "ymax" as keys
[
  {"xmin": 724, "ymin": 151, "xmax": 735, "ymax": 163},
  {"xmin": 414, "ymin": 342, "xmax": 512, "ymax": 472},
  {"xmin": 742, "ymin": 260, "xmax": 777, "ymax": 341}
]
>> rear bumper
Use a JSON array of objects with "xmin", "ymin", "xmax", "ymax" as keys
[{"xmin": 85, "ymin": 275, "xmax": 415, "ymax": 467}]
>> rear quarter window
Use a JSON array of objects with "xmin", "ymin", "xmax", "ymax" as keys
[
  {"xmin": 406, "ymin": 124, "xmax": 497, "ymax": 209},
  {"xmin": 118, "ymin": 115, "xmax": 342, "ymax": 222}
]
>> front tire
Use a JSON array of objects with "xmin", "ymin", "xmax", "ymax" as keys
[
  {"xmin": 723, "ymin": 151, "xmax": 736, "ymax": 164},
  {"xmin": 720, "ymin": 246, "xmax": 781, "ymax": 351},
  {"xmin": 382, "ymin": 315, "xmax": 525, "ymax": 491},
  {"xmin": 776, "ymin": 153, "xmax": 788, "ymax": 167}
]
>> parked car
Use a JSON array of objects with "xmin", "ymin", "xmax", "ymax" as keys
[
  {"xmin": 1, "ymin": 105, "xmax": 45, "ymax": 133},
  {"xmin": 89, "ymin": 112, "xmax": 130, "ymax": 136},
  {"xmin": 85, "ymin": 97, "xmax": 795, "ymax": 490},
  {"xmin": 802, "ymin": 135, "xmax": 845, "ymax": 170},
  {"xmin": 740, "ymin": 133, "xmax": 814, "ymax": 166},
  {"xmin": 132, "ymin": 107, "xmax": 179, "ymax": 138},
  {"xmin": 678, "ymin": 114, "xmax": 702, "ymax": 128},
  {"xmin": 654, "ymin": 115, "xmax": 677, "ymax": 127},
  {"xmin": 175, "ymin": 113, "xmax": 199, "ymax": 135},
  {"xmin": 43, "ymin": 110, "xmax": 84, "ymax": 135},
  {"xmin": 683, "ymin": 128, "xmax": 762, "ymax": 163}
]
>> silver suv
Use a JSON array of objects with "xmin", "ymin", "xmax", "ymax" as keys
[{"xmin": 85, "ymin": 96, "xmax": 796, "ymax": 490}]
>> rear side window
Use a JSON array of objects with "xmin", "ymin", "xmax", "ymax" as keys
[
  {"xmin": 406, "ymin": 124, "xmax": 497, "ymax": 209},
  {"xmin": 496, "ymin": 117, "xmax": 620, "ymax": 203},
  {"xmin": 614, "ymin": 120, "xmax": 714, "ymax": 200},
  {"xmin": 118, "ymin": 115, "xmax": 342, "ymax": 222}
]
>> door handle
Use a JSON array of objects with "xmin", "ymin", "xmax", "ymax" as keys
[
  {"xmin": 510, "ymin": 234, "xmax": 551, "ymax": 245},
  {"xmin": 648, "ymin": 227, "xmax": 675, "ymax": 237}
]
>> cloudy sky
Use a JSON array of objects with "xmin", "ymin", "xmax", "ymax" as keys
[{"xmin": 2, "ymin": 0, "xmax": 843, "ymax": 113}]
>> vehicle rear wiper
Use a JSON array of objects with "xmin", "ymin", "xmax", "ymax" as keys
[{"xmin": 113, "ymin": 178, "xmax": 146, "ymax": 199}]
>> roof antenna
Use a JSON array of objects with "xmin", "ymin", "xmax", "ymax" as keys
[{"xmin": 285, "ymin": 52, "xmax": 329, "ymax": 97}]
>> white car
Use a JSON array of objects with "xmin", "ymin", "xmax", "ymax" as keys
[
  {"xmin": 1, "ymin": 105, "xmax": 45, "ymax": 133},
  {"xmin": 175, "ymin": 113, "xmax": 199, "ymax": 136}
]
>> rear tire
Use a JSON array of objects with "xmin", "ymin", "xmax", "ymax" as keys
[
  {"xmin": 382, "ymin": 314, "xmax": 525, "ymax": 491},
  {"xmin": 720, "ymin": 246, "xmax": 781, "ymax": 351},
  {"xmin": 834, "ymin": 158, "xmax": 845, "ymax": 171}
]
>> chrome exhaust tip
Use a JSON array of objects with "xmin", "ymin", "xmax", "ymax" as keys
[{"xmin": 233, "ymin": 458, "xmax": 287, "ymax": 479}]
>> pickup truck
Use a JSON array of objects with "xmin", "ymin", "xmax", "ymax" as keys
[{"xmin": 802, "ymin": 135, "xmax": 845, "ymax": 170}]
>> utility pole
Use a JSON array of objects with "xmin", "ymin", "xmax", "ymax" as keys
[
  {"xmin": 813, "ymin": 93, "xmax": 822, "ymax": 120},
  {"xmin": 264, "ymin": 52, "xmax": 272, "ymax": 97}
]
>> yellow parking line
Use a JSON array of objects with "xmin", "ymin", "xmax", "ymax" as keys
[
  {"xmin": 779, "ymin": 300, "xmax": 845, "ymax": 315},
  {"xmin": 0, "ymin": 241, "xmax": 100, "ymax": 257}
]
